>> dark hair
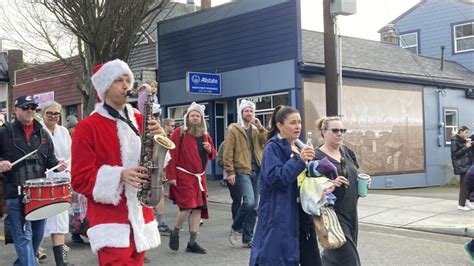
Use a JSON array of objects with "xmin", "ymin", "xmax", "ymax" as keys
[
  {"xmin": 267, "ymin": 105, "xmax": 300, "ymax": 141},
  {"xmin": 458, "ymin": 125, "xmax": 469, "ymax": 134}
]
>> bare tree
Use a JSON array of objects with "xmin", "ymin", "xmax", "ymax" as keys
[{"xmin": 1, "ymin": 0, "xmax": 171, "ymax": 115}]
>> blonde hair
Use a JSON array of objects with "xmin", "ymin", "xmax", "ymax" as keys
[
  {"xmin": 41, "ymin": 101, "xmax": 62, "ymax": 116},
  {"xmin": 145, "ymin": 80, "xmax": 157, "ymax": 87},
  {"xmin": 315, "ymin": 116, "xmax": 341, "ymax": 139}
]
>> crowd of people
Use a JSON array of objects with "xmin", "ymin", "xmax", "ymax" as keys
[{"xmin": 1, "ymin": 58, "xmax": 473, "ymax": 265}]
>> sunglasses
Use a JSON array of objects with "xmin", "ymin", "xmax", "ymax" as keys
[
  {"xmin": 329, "ymin": 128, "xmax": 347, "ymax": 134},
  {"xmin": 21, "ymin": 105, "xmax": 37, "ymax": 111},
  {"xmin": 46, "ymin": 112, "xmax": 61, "ymax": 117}
]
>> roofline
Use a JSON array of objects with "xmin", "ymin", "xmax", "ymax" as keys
[
  {"xmin": 299, "ymin": 63, "xmax": 474, "ymax": 89},
  {"xmin": 377, "ymin": 0, "xmax": 426, "ymax": 33}
]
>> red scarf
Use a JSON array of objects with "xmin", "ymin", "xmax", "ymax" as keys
[{"xmin": 22, "ymin": 123, "xmax": 34, "ymax": 141}]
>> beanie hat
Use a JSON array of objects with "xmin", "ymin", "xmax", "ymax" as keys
[
  {"xmin": 66, "ymin": 115, "xmax": 78, "ymax": 129},
  {"xmin": 91, "ymin": 59, "xmax": 134, "ymax": 102},
  {"xmin": 238, "ymin": 99, "xmax": 256, "ymax": 127},
  {"xmin": 183, "ymin": 102, "xmax": 207, "ymax": 134}
]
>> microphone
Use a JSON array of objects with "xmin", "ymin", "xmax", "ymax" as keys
[{"xmin": 295, "ymin": 139, "xmax": 305, "ymax": 151}]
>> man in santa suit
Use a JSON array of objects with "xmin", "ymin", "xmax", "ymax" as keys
[
  {"xmin": 71, "ymin": 59, "xmax": 162, "ymax": 265},
  {"xmin": 167, "ymin": 102, "xmax": 216, "ymax": 254}
]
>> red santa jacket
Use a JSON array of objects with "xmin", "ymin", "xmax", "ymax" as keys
[{"xmin": 71, "ymin": 103, "xmax": 160, "ymax": 253}]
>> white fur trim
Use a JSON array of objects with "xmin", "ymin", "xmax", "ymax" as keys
[
  {"xmin": 91, "ymin": 59, "xmax": 134, "ymax": 101},
  {"xmin": 92, "ymin": 165, "xmax": 124, "ymax": 205},
  {"xmin": 238, "ymin": 100, "xmax": 256, "ymax": 127},
  {"xmin": 117, "ymin": 110, "xmax": 160, "ymax": 252},
  {"xmin": 87, "ymin": 223, "xmax": 130, "ymax": 253}
]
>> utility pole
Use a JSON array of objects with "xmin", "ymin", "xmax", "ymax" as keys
[{"xmin": 323, "ymin": 0, "xmax": 338, "ymax": 116}]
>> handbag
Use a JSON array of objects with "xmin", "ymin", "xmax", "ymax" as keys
[{"xmin": 313, "ymin": 206, "xmax": 346, "ymax": 249}]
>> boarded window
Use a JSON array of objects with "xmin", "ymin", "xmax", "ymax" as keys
[{"xmin": 303, "ymin": 79, "xmax": 425, "ymax": 175}]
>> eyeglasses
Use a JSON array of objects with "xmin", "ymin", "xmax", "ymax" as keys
[
  {"xmin": 46, "ymin": 112, "xmax": 61, "ymax": 117},
  {"xmin": 21, "ymin": 105, "xmax": 37, "ymax": 111},
  {"xmin": 329, "ymin": 128, "xmax": 347, "ymax": 134}
]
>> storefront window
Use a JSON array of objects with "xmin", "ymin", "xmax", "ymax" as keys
[
  {"xmin": 237, "ymin": 92, "xmax": 289, "ymax": 129},
  {"xmin": 303, "ymin": 80, "xmax": 425, "ymax": 175},
  {"xmin": 167, "ymin": 103, "xmax": 209, "ymax": 128}
]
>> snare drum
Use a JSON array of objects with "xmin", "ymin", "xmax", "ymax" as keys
[{"xmin": 23, "ymin": 178, "xmax": 72, "ymax": 221}]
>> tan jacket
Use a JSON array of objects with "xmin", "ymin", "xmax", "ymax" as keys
[{"xmin": 223, "ymin": 123, "xmax": 267, "ymax": 176}]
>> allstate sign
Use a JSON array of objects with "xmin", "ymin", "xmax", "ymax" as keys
[{"xmin": 186, "ymin": 72, "xmax": 221, "ymax": 95}]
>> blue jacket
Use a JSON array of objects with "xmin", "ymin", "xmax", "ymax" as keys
[{"xmin": 249, "ymin": 135, "xmax": 307, "ymax": 266}]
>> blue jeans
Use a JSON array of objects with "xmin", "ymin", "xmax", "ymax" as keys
[
  {"xmin": 231, "ymin": 171, "xmax": 259, "ymax": 243},
  {"xmin": 6, "ymin": 198, "xmax": 46, "ymax": 266}
]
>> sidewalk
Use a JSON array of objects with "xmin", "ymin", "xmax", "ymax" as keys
[{"xmin": 206, "ymin": 180, "xmax": 474, "ymax": 238}]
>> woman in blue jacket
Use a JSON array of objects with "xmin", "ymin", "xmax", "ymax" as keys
[{"xmin": 249, "ymin": 106, "xmax": 318, "ymax": 266}]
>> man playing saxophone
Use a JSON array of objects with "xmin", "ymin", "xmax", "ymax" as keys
[{"xmin": 71, "ymin": 59, "xmax": 163, "ymax": 265}]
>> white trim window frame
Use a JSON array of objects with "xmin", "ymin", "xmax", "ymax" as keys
[
  {"xmin": 399, "ymin": 32, "xmax": 418, "ymax": 54},
  {"xmin": 453, "ymin": 22, "xmax": 474, "ymax": 53},
  {"xmin": 167, "ymin": 102, "xmax": 210, "ymax": 126},
  {"xmin": 444, "ymin": 109, "xmax": 458, "ymax": 145}
]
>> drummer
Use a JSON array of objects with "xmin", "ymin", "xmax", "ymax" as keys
[
  {"xmin": 0, "ymin": 95, "xmax": 67, "ymax": 266},
  {"xmin": 40, "ymin": 101, "xmax": 74, "ymax": 266}
]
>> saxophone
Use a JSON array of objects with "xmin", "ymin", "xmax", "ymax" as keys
[{"xmin": 137, "ymin": 91, "xmax": 175, "ymax": 207}]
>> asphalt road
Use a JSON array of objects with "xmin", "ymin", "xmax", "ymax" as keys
[{"xmin": 1, "ymin": 200, "xmax": 472, "ymax": 265}]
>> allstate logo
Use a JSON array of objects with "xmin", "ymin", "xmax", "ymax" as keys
[{"xmin": 191, "ymin": 74, "xmax": 201, "ymax": 84}]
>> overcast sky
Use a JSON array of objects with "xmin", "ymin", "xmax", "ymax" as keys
[{"xmin": 0, "ymin": 0, "xmax": 421, "ymax": 58}]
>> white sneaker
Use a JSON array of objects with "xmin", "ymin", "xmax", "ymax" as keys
[
  {"xmin": 465, "ymin": 200, "xmax": 474, "ymax": 210},
  {"xmin": 458, "ymin": 205, "xmax": 470, "ymax": 211},
  {"xmin": 229, "ymin": 228, "xmax": 242, "ymax": 247}
]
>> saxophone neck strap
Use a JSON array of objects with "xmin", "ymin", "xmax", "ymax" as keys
[{"xmin": 103, "ymin": 102, "xmax": 140, "ymax": 137}]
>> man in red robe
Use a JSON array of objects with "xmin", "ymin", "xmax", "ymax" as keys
[
  {"xmin": 166, "ymin": 102, "xmax": 216, "ymax": 254},
  {"xmin": 71, "ymin": 59, "xmax": 162, "ymax": 265}
]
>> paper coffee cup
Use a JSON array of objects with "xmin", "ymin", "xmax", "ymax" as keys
[{"xmin": 357, "ymin": 173, "xmax": 370, "ymax": 197}]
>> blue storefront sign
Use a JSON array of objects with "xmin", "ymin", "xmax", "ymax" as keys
[{"xmin": 186, "ymin": 72, "xmax": 221, "ymax": 95}]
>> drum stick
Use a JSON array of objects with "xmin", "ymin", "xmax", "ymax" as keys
[
  {"xmin": 11, "ymin": 149, "xmax": 38, "ymax": 167},
  {"xmin": 45, "ymin": 158, "xmax": 71, "ymax": 175}
]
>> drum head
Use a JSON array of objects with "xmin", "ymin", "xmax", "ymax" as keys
[
  {"xmin": 25, "ymin": 202, "xmax": 71, "ymax": 221},
  {"xmin": 24, "ymin": 178, "xmax": 55, "ymax": 186}
]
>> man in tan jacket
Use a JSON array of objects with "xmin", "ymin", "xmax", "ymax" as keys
[{"xmin": 224, "ymin": 100, "xmax": 267, "ymax": 248}]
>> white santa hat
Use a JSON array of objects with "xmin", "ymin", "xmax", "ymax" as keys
[
  {"xmin": 183, "ymin": 102, "xmax": 207, "ymax": 134},
  {"xmin": 91, "ymin": 59, "xmax": 134, "ymax": 102},
  {"xmin": 238, "ymin": 99, "xmax": 256, "ymax": 127}
]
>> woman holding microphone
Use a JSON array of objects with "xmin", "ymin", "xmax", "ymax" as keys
[{"xmin": 249, "ymin": 106, "xmax": 321, "ymax": 266}]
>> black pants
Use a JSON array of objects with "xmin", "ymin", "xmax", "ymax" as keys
[
  {"xmin": 299, "ymin": 206, "xmax": 322, "ymax": 266},
  {"xmin": 226, "ymin": 180, "xmax": 242, "ymax": 220},
  {"xmin": 459, "ymin": 173, "xmax": 470, "ymax": 206}
]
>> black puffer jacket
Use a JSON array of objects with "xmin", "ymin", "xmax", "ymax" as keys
[
  {"xmin": 0, "ymin": 120, "xmax": 58, "ymax": 199},
  {"xmin": 450, "ymin": 135, "xmax": 472, "ymax": 175}
]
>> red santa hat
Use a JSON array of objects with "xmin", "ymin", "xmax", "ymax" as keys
[
  {"xmin": 91, "ymin": 59, "xmax": 134, "ymax": 101},
  {"xmin": 238, "ymin": 99, "xmax": 256, "ymax": 127},
  {"xmin": 183, "ymin": 102, "xmax": 207, "ymax": 134}
]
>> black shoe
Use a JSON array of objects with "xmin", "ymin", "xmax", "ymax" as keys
[
  {"xmin": 186, "ymin": 242, "xmax": 207, "ymax": 254},
  {"xmin": 71, "ymin": 233, "xmax": 84, "ymax": 244},
  {"xmin": 169, "ymin": 231, "xmax": 179, "ymax": 251},
  {"xmin": 53, "ymin": 245, "xmax": 75, "ymax": 266}
]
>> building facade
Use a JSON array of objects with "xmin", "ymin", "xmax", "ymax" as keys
[
  {"xmin": 158, "ymin": 0, "xmax": 474, "ymax": 187},
  {"xmin": 13, "ymin": 57, "xmax": 84, "ymax": 122},
  {"xmin": 383, "ymin": 0, "xmax": 474, "ymax": 71}
]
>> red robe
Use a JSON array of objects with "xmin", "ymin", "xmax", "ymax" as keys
[
  {"xmin": 71, "ymin": 103, "xmax": 160, "ymax": 254},
  {"xmin": 166, "ymin": 127, "xmax": 216, "ymax": 219}
]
